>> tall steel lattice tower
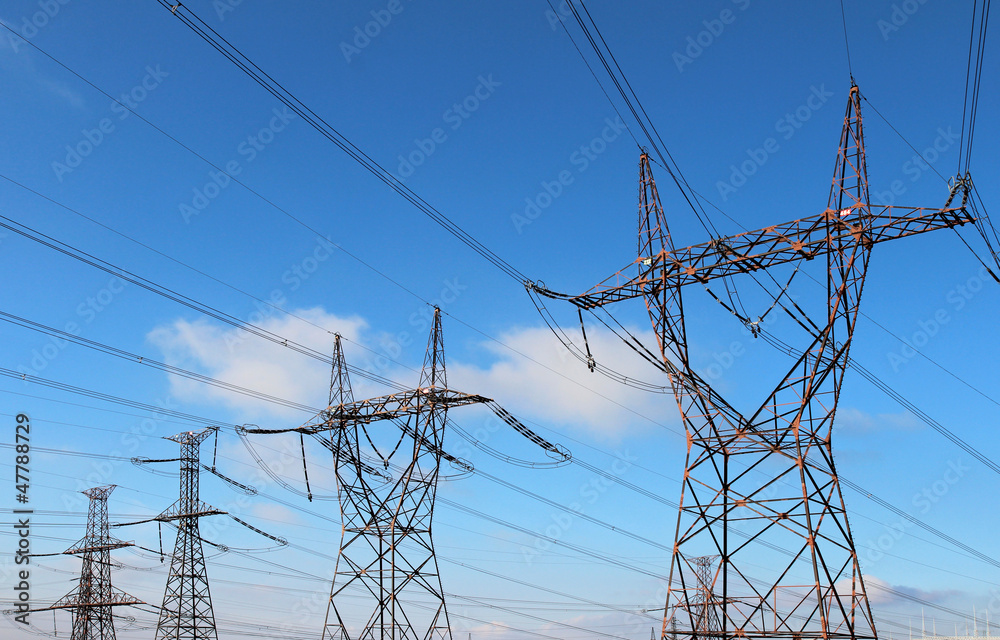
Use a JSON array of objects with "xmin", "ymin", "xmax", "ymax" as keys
[
  {"xmin": 531, "ymin": 84, "xmax": 974, "ymax": 640},
  {"xmin": 153, "ymin": 428, "xmax": 224, "ymax": 640},
  {"xmin": 46, "ymin": 485, "xmax": 141, "ymax": 640},
  {"xmin": 245, "ymin": 308, "xmax": 569, "ymax": 640}
]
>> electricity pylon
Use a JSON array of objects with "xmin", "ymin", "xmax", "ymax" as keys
[
  {"xmin": 245, "ymin": 308, "xmax": 569, "ymax": 640},
  {"xmin": 690, "ymin": 556, "xmax": 720, "ymax": 637},
  {"xmin": 150, "ymin": 428, "xmax": 224, "ymax": 640},
  {"xmin": 45, "ymin": 485, "xmax": 142, "ymax": 640},
  {"xmin": 531, "ymin": 84, "xmax": 974, "ymax": 640}
]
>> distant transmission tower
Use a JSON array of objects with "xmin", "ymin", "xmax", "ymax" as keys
[
  {"xmin": 689, "ymin": 556, "xmax": 720, "ymax": 637},
  {"xmin": 45, "ymin": 485, "xmax": 141, "ymax": 640},
  {"xmin": 146, "ymin": 428, "xmax": 224, "ymax": 640},
  {"xmin": 244, "ymin": 308, "xmax": 569, "ymax": 640},
  {"xmin": 531, "ymin": 83, "xmax": 974, "ymax": 640}
]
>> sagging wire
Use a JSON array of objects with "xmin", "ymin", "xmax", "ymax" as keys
[
  {"xmin": 703, "ymin": 264, "xmax": 811, "ymax": 338},
  {"xmin": 485, "ymin": 402, "xmax": 571, "ymax": 465},
  {"xmin": 201, "ymin": 464, "xmax": 257, "ymax": 496},
  {"xmin": 448, "ymin": 423, "xmax": 567, "ymax": 469},
  {"xmin": 939, "ymin": 174, "xmax": 1000, "ymax": 282},
  {"xmin": 577, "ymin": 309, "xmax": 596, "ymax": 373},
  {"xmin": 236, "ymin": 426, "xmax": 341, "ymax": 502},
  {"xmin": 228, "ymin": 515, "xmax": 288, "ymax": 549},
  {"xmin": 309, "ymin": 429, "xmax": 397, "ymax": 481},
  {"xmin": 586, "ymin": 307, "xmax": 671, "ymax": 375},
  {"xmin": 299, "ymin": 433, "xmax": 312, "ymax": 502},
  {"xmin": 527, "ymin": 283, "xmax": 672, "ymax": 393}
]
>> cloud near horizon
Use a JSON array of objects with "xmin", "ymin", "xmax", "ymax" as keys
[{"xmin": 146, "ymin": 307, "xmax": 677, "ymax": 440}]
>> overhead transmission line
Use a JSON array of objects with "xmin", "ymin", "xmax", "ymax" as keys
[
  {"xmin": 0, "ymin": 23, "xmax": 685, "ymax": 425},
  {"xmin": 551, "ymin": 0, "xmax": 999, "ymax": 327},
  {"xmin": 0, "ymin": 21, "xmax": 433, "ymax": 312},
  {"xmin": 12, "ymin": 38, "xmax": 988, "ymax": 616},
  {"xmin": 546, "ymin": 2, "xmax": 1000, "ymax": 465},
  {"xmin": 6, "ymin": 290, "xmax": 997, "ymax": 589},
  {"xmin": 958, "ymin": 0, "xmax": 992, "ymax": 175},
  {"xmin": 546, "ymin": 0, "xmax": 728, "ymax": 238},
  {"xmin": 8, "ymin": 291, "xmax": 990, "ymax": 583},
  {"xmin": 96, "ymin": 515, "xmax": 1000, "ymax": 637},
  {"xmin": 12, "ymin": 429, "xmax": 1000, "ymax": 635},
  {"xmin": 839, "ymin": 0, "xmax": 854, "ymax": 78},
  {"xmin": 531, "ymin": 8, "xmax": 1000, "ymax": 581},
  {"xmin": 150, "ymin": 0, "xmax": 527, "ymax": 284},
  {"xmin": 0, "ymin": 200, "xmax": 680, "ymax": 430},
  {"xmin": 16, "ymin": 473, "xmax": 658, "ymax": 640},
  {"xmin": 6, "ymin": 4, "xmax": 998, "ymax": 619},
  {"xmin": 0, "ymin": 214, "xmax": 406, "ymax": 392}
]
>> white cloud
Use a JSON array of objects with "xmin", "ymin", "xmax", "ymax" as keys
[
  {"xmin": 147, "ymin": 307, "xmax": 368, "ymax": 423},
  {"xmin": 147, "ymin": 308, "xmax": 678, "ymax": 441},
  {"xmin": 0, "ymin": 24, "xmax": 87, "ymax": 109},
  {"xmin": 835, "ymin": 407, "xmax": 921, "ymax": 434},
  {"xmin": 838, "ymin": 574, "xmax": 966, "ymax": 608},
  {"xmin": 449, "ymin": 324, "xmax": 677, "ymax": 439}
]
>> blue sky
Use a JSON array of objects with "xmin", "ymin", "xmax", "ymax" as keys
[{"xmin": 1, "ymin": 1, "xmax": 998, "ymax": 638}]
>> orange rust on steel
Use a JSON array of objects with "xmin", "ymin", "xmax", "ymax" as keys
[
  {"xmin": 245, "ymin": 389, "xmax": 491, "ymax": 434},
  {"xmin": 546, "ymin": 205, "xmax": 973, "ymax": 309}
]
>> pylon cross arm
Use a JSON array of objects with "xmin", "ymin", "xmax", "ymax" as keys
[
  {"xmin": 247, "ymin": 389, "xmax": 492, "ymax": 435},
  {"xmin": 46, "ymin": 590, "xmax": 143, "ymax": 611},
  {"xmin": 155, "ymin": 500, "xmax": 225, "ymax": 522},
  {"xmin": 534, "ymin": 204, "xmax": 972, "ymax": 309}
]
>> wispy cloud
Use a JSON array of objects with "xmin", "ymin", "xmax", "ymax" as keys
[
  {"xmin": 147, "ymin": 308, "xmax": 675, "ymax": 440},
  {"xmin": 0, "ymin": 17, "xmax": 87, "ymax": 109},
  {"xmin": 836, "ymin": 407, "xmax": 921, "ymax": 435}
]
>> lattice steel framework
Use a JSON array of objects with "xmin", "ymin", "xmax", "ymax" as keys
[
  {"xmin": 532, "ymin": 84, "xmax": 974, "ymax": 640},
  {"xmin": 246, "ymin": 308, "xmax": 568, "ymax": 640},
  {"xmin": 690, "ymin": 556, "xmax": 721, "ymax": 636},
  {"xmin": 46, "ymin": 485, "xmax": 141, "ymax": 640},
  {"xmin": 154, "ymin": 428, "xmax": 224, "ymax": 640}
]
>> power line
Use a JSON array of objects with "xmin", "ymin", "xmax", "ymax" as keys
[
  {"xmin": 14, "ymin": 430, "xmax": 999, "ymax": 638},
  {"xmin": 7, "ymin": 324, "xmax": 996, "ymax": 589},
  {"xmin": 0, "ymin": 201, "xmax": 683, "ymax": 432},
  {"xmin": 150, "ymin": 1, "xmax": 528, "ymax": 284},
  {"xmin": 550, "ymin": 0, "xmax": 723, "ymax": 238},
  {"xmin": 839, "ymin": 0, "xmax": 854, "ymax": 79}
]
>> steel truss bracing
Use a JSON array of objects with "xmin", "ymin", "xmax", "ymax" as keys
[
  {"xmin": 45, "ymin": 485, "xmax": 141, "ymax": 640},
  {"xmin": 532, "ymin": 84, "xmax": 974, "ymax": 640},
  {"xmin": 153, "ymin": 428, "xmax": 224, "ymax": 640},
  {"xmin": 325, "ymin": 314, "xmax": 453, "ymax": 640},
  {"xmin": 245, "ymin": 308, "xmax": 569, "ymax": 640}
]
